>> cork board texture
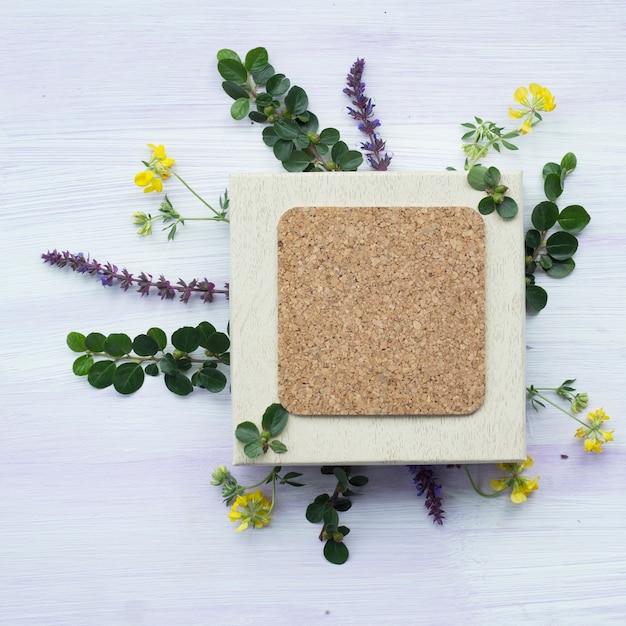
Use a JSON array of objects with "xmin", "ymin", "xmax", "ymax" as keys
[
  {"xmin": 230, "ymin": 171, "xmax": 526, "ymax": 465},
  {"xmin": 277, "ymin": 206, "xmax": 485, "ymax": 416}
]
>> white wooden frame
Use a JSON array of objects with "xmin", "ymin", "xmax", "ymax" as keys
[{"xmin": 230, "ymin": 171, "xmax": 525, "ymax": 465}]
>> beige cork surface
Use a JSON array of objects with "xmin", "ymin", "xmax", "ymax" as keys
[{"xmin": 277, "ymin": 206, "xmax": 485, "ymax": 415}]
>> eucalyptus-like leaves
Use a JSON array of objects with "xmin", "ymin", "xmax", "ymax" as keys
[
  {"xmin": 217, "ymin": 47, "xmax": 363, "ymax": 172},
  {"xmin": 67, "ymin": 321, "xmax": 230, "ymax": 395}
]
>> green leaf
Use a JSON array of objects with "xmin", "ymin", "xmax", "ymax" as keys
[
  {"xmin": 294, "ymin": 133, "xmax": 310, "ymax": 149},
  {"xmin": 113, "ymin": 362, "xmax": 145, "ymax": 394},
  {"xmin": 248, "ymin": 111, "xmax": 268, "ymax": 123},
  {"xmin": 319, "ymin": 128, "xmax": 340, "ymax": 144},
  {"xmin": 145, "ymin": 363, "xmax": 159, "ymax": 377},
  {"xmin": 501, "ymin": 140, "xmax": 518, "ymax": 150},
  {"xmin": 252, "ymin": 63, "xmax": 275, "ymax": 86},
  {"xmin": 205, "ymin": 332, "xmax": 230, "ymax": 355},
  {"xmin": 262, "ymin": 127, "xmax": 279, "ymax": 147},
  {"xmin": 262, "ymin": 403, "xmax": 289, "ymax": 437},
  {"xmin": 297, "ymin": 111, "xmax": 319, "ymax": 134},
  {"xmin": 171, "ymin": 326, "xmax": 200, "ymax": 353},
  {"xmin": 544, "ymin": 173, "xmax": 563, "ymax": 202},
  {"xmin": 217, "ymin": 58, "xmax": 247, "ymax": 83},
  {"xmin": 235, "ymin": 421, "xmax": 261, "ymax": 444},
  {"xmin": 334, "ymin": 498, "xmax": 352, "ymax": 512},
  {"xmin": 221, "ymin": 81, "xmax": 248, "ymax": 101},
  {"xmin": 72, "ymin": 354, "xmax": 93, "ymax": 376},
  {"xmin": 349, "ymin": 475, "xmax": 369, "ymax": 487},
  {"xmin": 531, "ymin": 201, "xmax": 559, "ymax": 231},
  {"xmin": 216, "ymin": 49, "xmax": 241, "ymax": 62},
  {"xmin": 244, "ymin": 47, "xmax": 268, "ymax": 73},
  {"xmin": 558, "ymin": 205, "xmax": 591, "ymax": 234},
  {"xmin": 164, "ymin": 372, "xmax": 193, "ymax": 395},
  {"xmin": 282, "ymin": 151, "xmax": 312, "ymax": 172},
  {"xmin": 104, "ymin": 333, "xmax": 132, "ymax": 357},
  {"xmin": 546, "ymin": 231, "xmax": 578, "ymax": 260},
  {"xmin": 467, "ymin": 165, "xmax": 489, "ymax": 191},
  {"xmin": 87, "ymin": 360, "xmax": 116, "ymax": 388},
  {"xmin": 306, "ymin": 496, "xmax": 329, "ymax": 523},
  {"xmin": 284, "ymin": 86, "xmax": 308, "ymax": 115},
  {"xmin": 525, "ymin": 229, "xmax": 541, "ymax": 249},
  {"xmin": 274, "ymin": 118, "xmax": 300, "ymax": 141},
  {"xmin": 545, "ymin": 258, "xmax": 576, "ymax": 278},
  {"xmin": 484, "ymin": 166, "xmax": 501, "ymax": 188},
  {"xmin": 196, "ymin": 321, "xmax": 217, "ymax": 348},
  {"xmin": 561, "ymin": 152, "xmax": 577, "ymax": 174},
  {"xmin": 539, "ymin": 254, "xmax": 553, "ymax": 270},
  {"xmin": 324, "ymin": 540, "xmax": 349, "ymax": 565},
  {"xmin": 85, "ymin": 332, "xmax": 106, "ymax": 353},
  {"xmin": 255, "ymin": 92, "xmax": 273, "ymax": 107},
  {"xmin": 67, "ymin": 332, "xmax": 86, "ymax": 352},
  {"xmin": 496, "ymin": 196, "xmax": 518, "ymax": 219},
  {"xmin": 331, "ymin": 141, "xmax": 348, "ymax": 161},
  {"xmin": 230, "ymin": 98, "xmax": 250, "ymax": 120},
  {"xmin": 542, "ymin": 162, "xmax": 561, "ymax": 179},
  {"xmin": 147, "ymin": 327, "xmax": 167, "ymax": 351},
  {"xmin": 332, "ymin": 467, "xmax": 349, "ymax": 489},
  {"xmin": 477, "ymin": 196, "xmax": 496, "ymax": 215},
  {"xmin": 266, "ymin": 73, "xmax": 290, "ymax": 97},
  {"xmin": 269, "ymin": 439, "xmax": 288, "ymax": 453},
  {"xmin": 158, "ymin": 353, "xmax": 178, "ymax": 376},
  {"xmin": 243, "ymin": 441, "xmax": 264, "ymax": 458},
  {"xmin": 273, "ymin": 139, "xmax": 294, "ymax": 161},
  {"xmin": 323, "ymin": 508, "xmax": 339, "ymax": 527},
  {"xmin": 195, "ymin": 367, "xmax": 227, "ymax": 393},
  {"xmin": 132, "ymin": 334, "xmax": 159, "ymax": 357},
  {"xmin": 526, "ymin": 285, "xmax": 548, "ymax": 312},
  {"xmin": 218, "ymin": 352, "xmax": 230, "ymax": 366},
  {"xmin": 336, "ymin": 150, "xmax": 363, "ymax": 172}
]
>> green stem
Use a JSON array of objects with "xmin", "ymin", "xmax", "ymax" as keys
[
  {"xmin": 172, "ymin": 172, "xmax": 230, "ymax": 222},
  {"xmin": 464, "ymin": 465, "xmax": 503, "ymax": 499},
  {"xmin": 526, "ymin": 388, "xmax": 588, "ymax": 428}
]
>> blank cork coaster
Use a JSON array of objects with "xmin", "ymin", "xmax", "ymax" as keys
[
  {"xmin": 229, "ymin": 171, "xmax": 526, "ymax": 466},
  {"xmin": 277, "ymin": 206, "xmax": 485, "ymax": 415}
]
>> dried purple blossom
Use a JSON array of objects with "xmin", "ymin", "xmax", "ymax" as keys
[
  {"xmin": 344, "ymin": 58, "xmax": 392, "ymax": 171},
  {"xmin": 407, "ymin": 465, "xmax": 446, "ymax": 525},
  {"xmin": 41, "ymin": 250, "xmax": 228, "ymax": 303}
]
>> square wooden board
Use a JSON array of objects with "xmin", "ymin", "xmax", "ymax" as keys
[{"xmin": 230, "ymin": 172, "xmax": 525, "ymax": 465}]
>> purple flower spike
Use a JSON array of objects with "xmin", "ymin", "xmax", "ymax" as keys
[
  {"xmin": 344, "ymin": 58, "xmax": 392, "ymax": 171},
  {"xmin": 41, "ymin": 250, "xmax": 228, "ymax": 304},
  {"xmin": 407, "ymin": 465, "xmax": 446, "ymax": 525}
]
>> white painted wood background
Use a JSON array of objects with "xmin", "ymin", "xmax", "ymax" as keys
[{"xmin": 1, "ymin": 1, "xmax": 625, "ymax": 624}]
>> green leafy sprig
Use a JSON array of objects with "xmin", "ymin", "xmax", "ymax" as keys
[
  {"xmin": 217, "ymin": 47, "xmax": 363, "ymax": 172},
  {"xmin": 306, "ymin": 466, "xmax": 369, "ymax": 565},
  {"xmin": 525, "ymin": 153, "xmax": 590, "ymax": 312},
  {"xmin": 67, "ymin": 321, "xmax": 230, "ymax": 395},
  {"xmin": 466, "ymin": 164, "xmax": 518, "ymax": 218},
  {"xmin": 235, "ymin": 403, "xmax": 290, "ymax": 458}
]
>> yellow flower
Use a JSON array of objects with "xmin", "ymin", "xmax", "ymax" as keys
[
  {"xmin": 489, "ymin": 456, "xmax": 539, "ymax": 504},
  {"xmin": 228, "ymin": 489, "xmax": 272, "ymax": 532},
  {"xmin": 134, "ymin": 143, "xmax": 175, "ymax": 193},
  {"xmin": 508, "ymin": 83, "xmax": 556, "ymax": 133},
  {"xmin": 574, "ymin": 408, "xmax": 614, "ymax": 453}
]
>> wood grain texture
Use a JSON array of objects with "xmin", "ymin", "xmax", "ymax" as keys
[
  {"xmin": 1, "ymin": 1, "xmax": 625, "ymax": 624},
  {"xmin": 230, "ymin": 172, "xmax": 525, "ymax": 464}
]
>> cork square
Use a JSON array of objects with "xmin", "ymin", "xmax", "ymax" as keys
[{"xmin": 277, "ymin": 206, "xmax": 485, "ymax": 416}]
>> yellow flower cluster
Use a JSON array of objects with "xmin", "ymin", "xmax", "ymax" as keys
[
  {"xmin": 575, "ymin": 408, "xmax": 614, "ymax": 453},
  {"xmin": 134, "ymin": 143, "xmax": 175, "ymax": 193},
  {"xmin": 228, "ymin": 489, "xmax": 273, "ymax": 532},
  {"xmin": 490, "ymin": 456, "xmax": 539, "ymax": 504},
  {"xmin": 508, "ymin": 83, "xmax": 556, "ymax": 134}
]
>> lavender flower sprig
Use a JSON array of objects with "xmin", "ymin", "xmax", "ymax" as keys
[
  {"xmin": 407, "ymin": 465, "xmax": 446, "ymax": 525},
  {"xmin": 41, "ymin": 250, "xmax": 229, "ymax": 303},
  {"xmin": 344, "ymin": 58, "xmax": 392, "ymax": 171}
]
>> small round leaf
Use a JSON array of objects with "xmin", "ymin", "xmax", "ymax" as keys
[
  {"xmin": 235, "ymin": 421, "xmax": 261, "ymax": 444},
  {"xmin": 545, "ymin": 258, "xmax": 576, "ymax": 278},
  {"xmin": 72, "ymin": 354, "xmax": 93, "ymax": 376},
  {"xmin": 496, "ymin": 196, "xmax": 518, "ymax": 219},
  {"xmin": 544, "ymin": 173, "xmax": 563, "ymax": 202},
  {"xmin": 196, "ymin": 367, "xmax": 227, "ymax": 393},
  {"xmin": 85, "ymin": 332, "xmax": 106, "ymax": 353},
  {"xmin": 230, "ymin": 98, "xmax": 250, "ymax": 120},
  {"xmin": 467, "ymin": 165, "xmax": 489, "ymax": 191},
  {"xmin": 531, "ymin": 201, "xmax": 559, "ymax": 231},
  {"xmin": 336, "ymin": 150, "xmax": 363, "ymax": 172},
  {"xmin": 171, "ymin": 326, "xmax": 200, "ymax": 353},
  {"xmin": 324, "ymin": 540, "xmax": 349, "ymax": 565},
  {"xmin": 164, "ymin": 372, "xmax": 193, "ymax": 396},
  {"xmin": 546, "ymin": 231, "xmax": 578, "ymax": 261},
  {"xmin": 133, "ymin": 334, "xmax": 159, "ymax": 357},
  {"xmin": 205, "ymin": 332, "xmax": 230, "ymax": 355},
  {"xmin": 525, "ymin": 229, "xmax": 541, "ymax": 249},
  {"xmin": 243, "ymin": 441, "xmax": 264, "ymax": 458},
  {"xmin": 104, "ymin": 333, "xmax": 132, "ymax": 357},
  {"xmin": 67, "ymin": 332, "xmax": 86, "ymax": 353},
  {"xmin": 113, "ymin": 362, "xmax": 145, "ymax": 394},
  {"xmin": 217, "ymin": 58, "xmax": 247, "ymax": 83},
  {"xmin": 87, "ymin": 360, "xmax": 116, "ymax": 388},
  {"xmin": 262, "ymin": 403, "xmax": 289, "ymax": 437},
  {"xmin": 558, "ymin": 205, "xmax": 590, "ymax": 234},
  {"xmin": 477, "ymin": 196, "xmax": 496, "ymax": 215},
  {"xmin": 147, "ymin": 327, "xmax": 167, "ymax": 351},
  {"xmin": 526, "ymin": 285, "xmax": 548, "ymax": 312}
]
